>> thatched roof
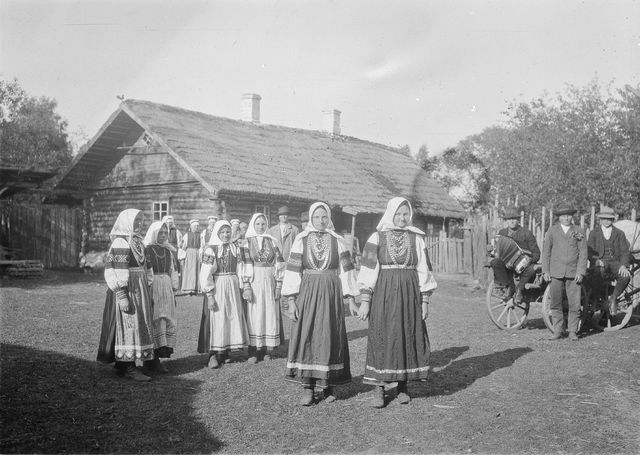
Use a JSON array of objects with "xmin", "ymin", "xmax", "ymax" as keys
[{"xmin": 55, "ymin": 99, "xmax": 465, "ymax": 218}]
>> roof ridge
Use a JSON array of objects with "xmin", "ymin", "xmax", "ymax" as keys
[{"xmin": 123, "ymin": 98, "xmax": 406, "ymax": 155}]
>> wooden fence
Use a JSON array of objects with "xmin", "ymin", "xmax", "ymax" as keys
[
  {"xmin": 425, "ymin": 235, "xmax": 467, "ymax": 274},
  {"xmin": 0, "ymin": 202, "xmax": 82, "ymax": 269}
]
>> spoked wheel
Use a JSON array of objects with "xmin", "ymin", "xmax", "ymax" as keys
[
  {"xmin": 541, "ymin": 284, "xmax": 590, "ymax": 333},
  {"xmin": 592, "ymin": 297, "xmax": 634, "ymax": 332},
  {"xmin": 486, "ymin": 279, "xmax": 529, "ymax": 330}
]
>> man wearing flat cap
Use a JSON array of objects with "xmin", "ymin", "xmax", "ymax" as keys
[
  {"xmin": 587, "ymin": 206, "xmax": 631, "ymax": 315},
  {"xmin": 267, "ymin": 206, "xmax": 299, "ymax": 262},
  {"xmin": 541, "ymin": 203, "xmax": 588, "ymax": 340},
  {"xmin": 490, "ymin": 206, "xmax": 540, "ymax": 303}
]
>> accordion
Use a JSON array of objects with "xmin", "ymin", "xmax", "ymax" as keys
[{"xmin": 492, "ymin": 235, "xmax": 532, "ymax": 274}]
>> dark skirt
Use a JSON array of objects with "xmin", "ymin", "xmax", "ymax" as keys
[
  {"xmin": 97, "ymin": 289, "xmax": 117, "ymax": 363},
  {"xmin": 363, "ymin": 269, "xmax": 430, "ymax": 385},
  {"xmin": 285, "ymin": 270, "xmax": 351, "ymax": 388}
]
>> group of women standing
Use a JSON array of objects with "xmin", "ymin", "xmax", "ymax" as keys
[
  {"xmin": 97, "ymin": 197, "xmax": 437, "ymax": 409},
  {"xmin": 197, "ymin": 214, "xmax": 285, "ymax": 367},
  {"xmin": 97, "ymin": 209, "xmax": 179, "ymax": 381}
]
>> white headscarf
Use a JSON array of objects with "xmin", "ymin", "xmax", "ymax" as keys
[
  {"xmin": 162, "ymin": 215, "xmax": 174, "ymax": 226},
  {"xmin": 109, "ymin": 209, "xmax": 143, "ymax": 242},
  {"xmin": 143, "ymin": 221, "xmax": 168, "ymax": 246},
  {"xmin": 207, "ymin": 219, "xmax": 237, "ymax": 257},
  {"xmin": 245, "ymin": 213, "xmax": 277, "ymax": 243},
  {"xmin": 376, "ymin": 197, "xmax": 425, "ymax": 235},
  {"xmin": 300, "ymin": 202, "xmax": 341, "ymax": 239}
]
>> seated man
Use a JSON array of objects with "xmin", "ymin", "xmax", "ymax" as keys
[
  {"xmin": 587, "ymin": 207, "xmax": 631, "ymax": 314},
  {"xmin": 490, "ymin": 207, "xmax": 540, "ymax": 303}
]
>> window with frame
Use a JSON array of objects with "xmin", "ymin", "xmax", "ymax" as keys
[{"xmin": 153, "ymin": 201, "xmax": 169, "ymax": 221}]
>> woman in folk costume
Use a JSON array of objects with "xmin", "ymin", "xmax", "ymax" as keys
[
  {"xmin": 282, "ymin": 202, "xmax": 358, "ymax": 406},
  {"xmin": 243, "ymin": 213, "xmax": 286, "ymax": 363},
  {"xmin": 143, "ymin": 221, "xmax": 179, "ymax": 373},
  {"xmin": 97, "ymin": 209, "xmax": 155, "ymax": 382},
  {"xmin": 197, "ymin": 220, "xmax": 249, "ymax": 368},
  {"xmin": 162, "ymin": 215, "xmax": 182, "ymax": 273},
  {"xmin": 180, "ymin": 219, "xmax": 201, "ymax": 295},
  {"xmin": 199, "ymin": 215, "xmax": 218, "ymax": 258},
  {"xmin": 357, "ymin": 197, "xmax": 437, "ymax": 407}
]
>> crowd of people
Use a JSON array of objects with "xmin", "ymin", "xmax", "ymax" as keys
[
  {"xmin": 489, "ymin": 203, "xmax": 636, "ymax": 341},
  {"xmin": 97, "ymin": 198, "xmax": 635, "ymax": 408},
  {"xmin": 96, "ymin": 199, "xmax": 438, "ymax": 408}
]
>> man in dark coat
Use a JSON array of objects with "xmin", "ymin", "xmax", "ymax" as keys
[
  {"xmin": 587, "ymin": 207, "xmax": 631, "ymax": 314},
  {"xmin": 541, "ymin": 203, "xmax": 588, "ymax": 341},
  {"xmin": 490, "ymin": 206, "xmax": 541, "ymax": 303}
]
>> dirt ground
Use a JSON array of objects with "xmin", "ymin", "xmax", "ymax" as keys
[{"xmin": 1, "ymin": 271, "xmax": 639, "ymax": 454}]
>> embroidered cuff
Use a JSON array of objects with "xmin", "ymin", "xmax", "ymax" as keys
[
  {"xmin": 115, "ymin": 289, "xmax": 128, "ymax": 301},
  {"xmin": 360, "ymin": 288, "xmax": 373, "ymax": 296}
]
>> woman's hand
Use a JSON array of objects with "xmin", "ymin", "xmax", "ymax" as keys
[
  {"xmin": 207, "ymin": 293, "xmax": 218, "ymax": 312},
  {"xmin": 116, "ymin": 289, "xmax": 131, "ymax": 313},
  {"xmin": 358, "ymin": 294, "xmax": 370, "ymax": 321},
  {"xmin": 421, "ymin": 293, "xmax": 430, "ymax": 320},
  {"xmin": 288, "ymin": 297, "xmax": 299, "ymax": 322},
  {"xmin": 345, "ymin": 296, "xmax": 357, "ymax": 317},
  {"xmin": 118, "ymin": 296, "xmax": 131, "ymax": 313},
  {"xmin": 543, "ymin": 273, "xmax": 551, "ymax": 282}
]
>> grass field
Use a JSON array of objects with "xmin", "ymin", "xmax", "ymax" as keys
[{"xmin": 1, "ymin": 271, "xmax": 639, "ymax": 454}]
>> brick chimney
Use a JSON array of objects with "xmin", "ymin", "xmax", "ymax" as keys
[
  {"xmin": 241, "ymin": 93, "xmax": 261, "ymax": 123},
  {"xmin": 322, "ymin": 109, "xmax": 341, "ymax": 136}
]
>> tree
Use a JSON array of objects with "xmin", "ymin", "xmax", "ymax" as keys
[
  {"xmin": 417, "ymin": 143, "xmax": 491, "ymax": 210},
  {"xmin": 0, "ymin": 78, "xmax": 73, "ymax": 169},
  {"xmin": 459, "ymin": 79, "xmax": 640, "ymax": 216}
]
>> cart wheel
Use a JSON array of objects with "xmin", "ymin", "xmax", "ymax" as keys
[
  {"xmin": 592, "ymin": 298, "xmax": 634, "ymax": 331},
  {"xmin": 486, "ymin": 279, "xmax": 529, "ymax": 330},
  {"xmin": 541, "ymin": 285, "xmax": 589, "ymax": 333}
]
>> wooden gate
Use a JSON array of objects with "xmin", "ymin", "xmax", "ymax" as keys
[
  {"xmin": 0, "ymin": 202, "xmax": 82, "ymax": 268},
  {"xmin": 425, "ymin": 235, "xmax": 467, "ymax": 274}
]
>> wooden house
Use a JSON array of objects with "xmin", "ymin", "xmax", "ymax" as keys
[{"xmin": 51, "ymin": 97, "xmax": 465, "ymax": 251}]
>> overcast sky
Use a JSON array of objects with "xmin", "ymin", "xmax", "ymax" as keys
[{"xmin": 2, "ymin": 0, "xmax": 639, "ymax": 155}]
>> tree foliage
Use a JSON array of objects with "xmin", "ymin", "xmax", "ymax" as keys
[
  {"xmin": 1, "ymin": 78, "xmax": 73, "ymax": 169},
  {"xmin": 417, "ymin": 144, "xmax": 490, "ymax": 210},
  {"xmin": 422, "ymin": 79, "xmax": 640, "ymax": 216}
]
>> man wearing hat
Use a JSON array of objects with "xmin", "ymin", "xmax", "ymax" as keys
[
  {"xmin": 267, "ymin": 206, "xmax": 299, "ymax": 262},
  {"xmin": 541, "ymin": 203, "xmax": 588, "ymax": 340},
  {"xmin": 587, "ymin": 206, "xmax": 631, "ymax": 315},
  {"xmin": 490, "ymin": 207, "xmax": 540, "ymax": 303}
]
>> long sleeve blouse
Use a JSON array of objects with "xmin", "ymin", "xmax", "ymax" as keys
[{"xmin": 357, "ymin": 231, "xmax": 437, "ymax": 295}]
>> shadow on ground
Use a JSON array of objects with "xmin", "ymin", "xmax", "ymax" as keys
[
  {"xmin": 0, "ymin": 344, "xmax": 221, "ymax": 454},
  {"xmin": 414, "ymin": 347, "xmax": 534, "ymax": 398}
]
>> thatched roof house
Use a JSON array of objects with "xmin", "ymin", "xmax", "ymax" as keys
[{"xmin": 52, "ymin": 97, "xmax": 464, "ymax": 249}]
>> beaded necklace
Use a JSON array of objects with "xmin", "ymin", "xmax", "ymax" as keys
[
  {"xmin": 129, "ymin": 236, "xmax": 146, "ymax": 265},
  {"xmin": 254, "ymin": 237, "xmax": 272, "ymax": 263},
  {"xmin": 307, "ymin": 232, "xmax": 331, "ymax": 270},
  {"xmin": 151, "ymin": 245, "xmax": 169, "ymax": 272},
  {"xmin": 219, "ymin": 244, "xmax": 231, "ymax": 272},
  {"xmin": 386, "ymin": 230, "xmax": 411, "ymax": 266}
]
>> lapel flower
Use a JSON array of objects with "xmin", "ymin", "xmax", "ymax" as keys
[{"xmin": 568, "ymin": 230, "xmax": 584, "ymax": 241}]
